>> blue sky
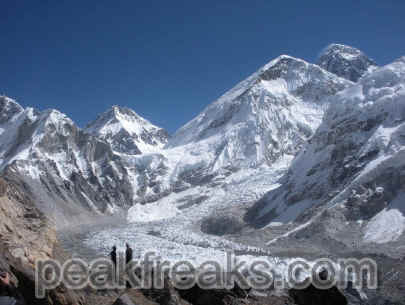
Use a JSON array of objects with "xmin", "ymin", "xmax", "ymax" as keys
[{"xmin": 1, "ymin": 0, "xmax": 404, "ymax": 133}]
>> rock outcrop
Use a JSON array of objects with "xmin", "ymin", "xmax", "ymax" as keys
[{"xmin": 0, "ymin": 176, "xmax": 83, "ymax": 304}]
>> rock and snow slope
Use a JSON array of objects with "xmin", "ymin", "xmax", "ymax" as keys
[{"xmin": 318, "ymin": 43, "xmax": 377, "ymax": 82}]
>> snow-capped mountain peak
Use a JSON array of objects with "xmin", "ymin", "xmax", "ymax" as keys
[
  {"xmin": 86, "ymin": 105, "xmax": 153, "ymax": 135},
  {"xmin": 0, "ymin": 96, "xmax": 24, "ymax": 124},
  {"xmin": 318, "ymin": 43, "xmax": 377, "ymax": 82},
  {"xmin": 39, "ymin": 108, "xmax": 74, "ymax": 126},
  {"xmin": 196, "ymin": 55, "xmax": 307, "ymax": 110},
  {"xmin": 168, "ymin": 54, "xmax": 351, "ymax": 169},
  {"xmin": 85, "ymin": 105, "xmax": 169, "ymax": 154}
]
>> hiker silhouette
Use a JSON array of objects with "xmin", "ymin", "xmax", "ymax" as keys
[
  {"xmin": 125, "ymin": 243, "xmax": 133, "ymax": 264},
  {"xmin": 110, "ymin": 245, "xmax": 117, "ymax": 266}
]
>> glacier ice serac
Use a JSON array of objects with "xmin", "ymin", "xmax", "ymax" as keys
[{"xmin": 2, "ymin": 43, "xmax": 405, "ymax": 263}]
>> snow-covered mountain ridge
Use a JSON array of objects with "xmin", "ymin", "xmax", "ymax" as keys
[
  {"xmin": 168, "ymin": 55, "xmax": 351, "ymax": 169},
  {"xmin": 0, "ymin": 44, "xmax": 380, "ymax": 229}
]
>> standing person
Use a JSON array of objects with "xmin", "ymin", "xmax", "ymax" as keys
[
  {"xmin": 0, "ymin": 271, "xmax": 25, "ymax": 305},
  {"xmin": 125, "ymin": 243, "xmax": 133, "ymax": 265},
  {"xmin": 110, "ymin": 246, "xmax": 117, "ymax": 266},
  {"xmin": 125, "ymin": 243, "xmax": 134, "ymax": 288}
]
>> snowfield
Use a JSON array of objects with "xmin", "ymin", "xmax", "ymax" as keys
[
  {"xmin": 364, "ymin": 208, "xmax": 405, "ymax": 244},
  {"xmin": 127, "ymin": 200, "xmax": 181, "ymax": 222},
  {"xmin": 364, "ymin": 193, "xmax": 405, "ymax": 244}
]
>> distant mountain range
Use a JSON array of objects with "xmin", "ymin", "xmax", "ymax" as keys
[{"xmin": 2, "ymin": 43, "xmax": 404, "ymax": 252}]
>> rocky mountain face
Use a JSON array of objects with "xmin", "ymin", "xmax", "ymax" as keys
[
  {"xmin": 246, "ymin": 56, "xmax": 405, "ymax": 230},
  {"xmin": 85, "ymin": 106, "xmax": 169, "ymax": 155},
  {"xmin": 318, "ymin": 43, "xmax": 377, "ymax": 82}
]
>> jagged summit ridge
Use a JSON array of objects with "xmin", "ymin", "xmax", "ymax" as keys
[
  {"xmin": 318, "ymin": 43, "xmax": 377, "ymax": 82},
  {"xmin": 85, "ymin": 105, "xmax": 169, "ymax": 154}
]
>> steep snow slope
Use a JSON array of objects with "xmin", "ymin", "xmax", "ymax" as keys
[
  {"xmin": 85, "ymin": 105, "xmax": 169, "ymax": 154},
  {"xmin": 318, "ymin": 43, "xmax": 377, "ymax": 82},
  {"xmin": 246, "ymin": 56, "xmax": 405, "ymax": 234},
  {"xmin": 168, "ymin": 55, "xmax": 351, "ymax": 170}
]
